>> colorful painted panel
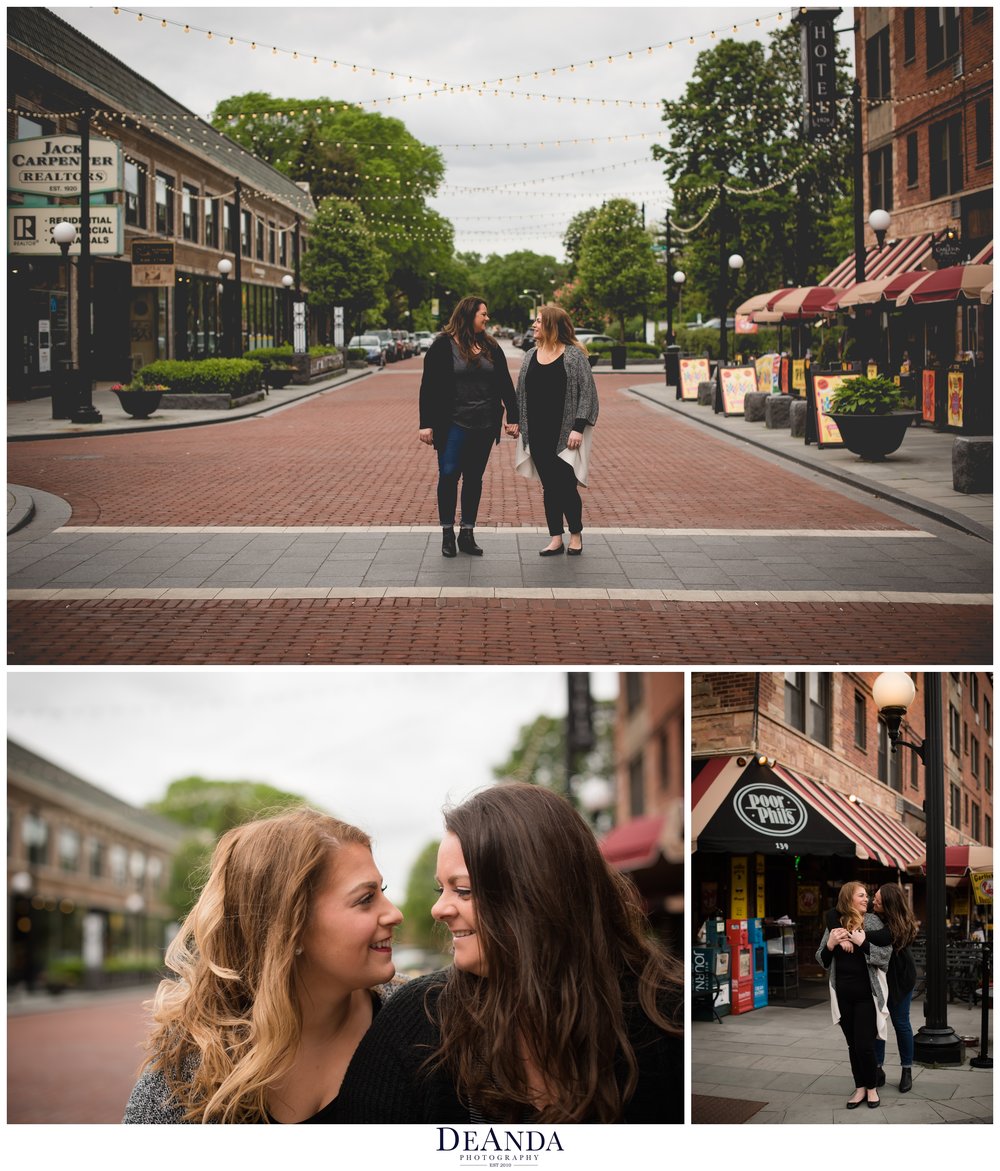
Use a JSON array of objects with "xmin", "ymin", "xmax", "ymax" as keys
[{"xmin": 679, "ymin": 357, "xmax": 710, "ymax": 401}]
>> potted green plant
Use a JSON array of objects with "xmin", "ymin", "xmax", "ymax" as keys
[
  {"xmin": 110, "ymin": 378, "xmax": 168, "ymax": 419},
  {"xmin": 823, "ymin": 373, "xmax": 920, "ymax": 461}
]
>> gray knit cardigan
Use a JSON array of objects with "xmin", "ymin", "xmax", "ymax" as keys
[
  {"xmin": 515, "ymin": 343, "xmax": 599, "ymax": 454},
  {"xmin": 122, "ymin": 980, "xmax": 403, "ymax": 1124},
  {"xmin": 816, "ymin": 911, "xmax": 891, "ymax": 1029}
]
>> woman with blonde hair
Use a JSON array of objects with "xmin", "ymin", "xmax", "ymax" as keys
[
  {"xmin": 123, "ymin": 806, "xmax": 402, "ymax": 1123},
  {"xmin": 870, "ymin": 883, "xmax": 919, "ymax": 1093},
  {"xmin": 339, "ymin": 783, "xmax": 682, "ymax": 1123},
  {"xmin": 419, "ymin": 296, "xmax": 519, "ymax": 557},
  {"xmin": 515, "ymin": 305, "xmax": 599, "ymax": 556},
  {"xmin": 816, "ymin": 881, "xmax": 892, "ymax": 1110}
]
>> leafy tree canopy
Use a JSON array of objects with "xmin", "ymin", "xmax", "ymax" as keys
[
  {"xmin": 399, "ymin": 838, "xmax": 443, "ymax": 951},
  {"xmin": 576, "ymin": 200, "xmax": 660, "ymax": 340},
  {"xmin": 652, "ymin": 25, "xmax": 853, "ymax": 309},
  {"xmin": 301, "ymin": 197, "xmax": 389, "ymax": 335},
  {"xmin": 148, "ymin": 775, "xmax": 306, "ymax": 835},
  {"xmin": 472, "ymin": 250, "xmax": 567, "ymax": 328}
]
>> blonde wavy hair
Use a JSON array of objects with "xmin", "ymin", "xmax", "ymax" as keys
[
  {"xmin": 837, "ymin": 880, "xmax": 868, "ymax": 934},
  {"xmin": 535, "ymin": 304, "xmax": 589, "ymax": 354},
  {"xmin": 139, "ymin": 807, "xmax": 371, "ymax": 1123}
]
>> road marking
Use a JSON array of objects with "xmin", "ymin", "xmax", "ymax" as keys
[
  {"xmin": 50, "ymin": 525, "xmax": 933, "ymax": 538},
  {"xmin": 8, "ymin": 588, "xmax": 990, "ymax": 604}
]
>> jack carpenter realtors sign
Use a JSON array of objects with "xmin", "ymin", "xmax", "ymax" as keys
[
  {"xmin": 797, "ymin": 8, "xmax": 840, "ymax": 138},
  {"xmin": 8, "ymin": 135, "xmax": 123, "ymax": 196}
]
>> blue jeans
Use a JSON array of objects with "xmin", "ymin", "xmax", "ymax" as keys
[
  {"xmin": 874, "ymin": 991, "xmax": 914, "ymax": 1067},
  {"xmin": 436, "ymin": 424, "xmax": 495, "ymax": 528}
]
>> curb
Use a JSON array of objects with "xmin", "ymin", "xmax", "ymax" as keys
[
  {"xmin": 6, "ymin": 367, "xmax": 373, "ymax": 443},
  {"xmin": 632, "ymin": 386, "xmax": 992, "ymax": 545},
  {"xmin": 6, "ymin": 486, "xmax": 35, "ymax": 535}
]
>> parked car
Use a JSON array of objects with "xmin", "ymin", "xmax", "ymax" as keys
[
  {"xmin": 348, "ymin": 335, "xmax": 385, "ymax": 365},
  {"xmin": 576, "ymin": 333, "xmax": 617, "ymax": 347},
  {"xmin": 391, "ymin": 329, "xmax": 414, "ymax": 359},
  {"xmin": 370, "ymin": 329, "xmax": 396, "ymax": 361},
  {"xmin": 519, "ymin": 327, "xmax": 536, "ymax": 351},
  {"xmin": 413, "ymin": 330, "xmax": 435, "ymax": 352}
]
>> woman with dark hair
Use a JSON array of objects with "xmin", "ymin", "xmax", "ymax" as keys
[
  {"xmin": 419, "ymin": 297, "xmax": 519, "ymax": 557},
  {"xmin": 123, "ymin": 807, "xmax": 403, "ymax": 1123},
  {"xmin": 515, "ymin": 305, "xmax": 599, "ymax": 556},
  {"xmin": 870, "ymin": 883, "xmax": 919, "ymax": 1093},
  {"xmin": 338, "ymin": 783, "xmax": 683, "ymax": 1124},
  {"xmin": 816, "ymin": 881, "xmax": 892, "ymax": 1110}
]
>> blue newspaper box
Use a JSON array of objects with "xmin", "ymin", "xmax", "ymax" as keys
[{"xmin": 747, "ymin": 917, "xmax": 769, "ymax": 1008}]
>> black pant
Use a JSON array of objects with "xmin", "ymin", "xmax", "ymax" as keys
[
  {"xmin": 837, "ymin": 983, "xmax": 878, "ymax": 1089},
  {"xmin": 531, "ymin": 443, "xmax": 583, "ymax": 537},
  {"xmin": 436, "ymin": 424, "xmax": 495, "ymax": 527}
]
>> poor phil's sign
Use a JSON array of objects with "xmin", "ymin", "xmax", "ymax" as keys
[{"xmin": 8, "ymin": 135, "xmax": 123, "ymax": 196}]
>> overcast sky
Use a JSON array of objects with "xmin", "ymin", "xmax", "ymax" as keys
[
  {"xmin": 47, "ymin": 2, "xmax": 804, "ymax": 261},
  {"xmin": 7, "ymin": 668, "xmax": 620, "ymax": 897}
]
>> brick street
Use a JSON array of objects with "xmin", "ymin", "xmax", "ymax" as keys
[{"xmin": 7, "ymin": 361, "xmax": 992, "ymax": 665}]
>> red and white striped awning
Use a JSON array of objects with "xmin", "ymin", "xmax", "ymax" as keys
[
  {"xmin": 970, "ymin": 240, "xmax": 993, "ymax": 265},
  {"xmin": 693, "ymin": 755, "xmax": 925, "ymax": 872},
  {"xmin": 820, "ymin": 233, "xmax": 937, "ymax": 290}
]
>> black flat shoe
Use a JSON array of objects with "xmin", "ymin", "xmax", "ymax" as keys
[
  {"xmin": 566, "ymin": 538, "xmax": 583, "ymax": 556},
  {"xmin": 867, "ymin": 1093, "xmax": 880, "ymax": 1109},
  {"xmin": 539, "ymin": 543, "xmax": 564, "ymax": 557},
  {"xmin": 899, "ymin": 1068, "xmax": 912, "ymax": 1093},
  {"xmin": 457, "ymin": 529, "xmax": 483, "ymax": 556},
  {"xmin": 442, "ymin": 528, "xmax": 457, "ymax": 557},
  {"xmin": 846, "ymin": 1097, "xmax": 865, "ymax": 1110}
]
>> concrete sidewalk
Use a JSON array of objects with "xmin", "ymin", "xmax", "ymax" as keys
[
  {"xmin": 634, "ymin": 385, "xmax": 992, "ymax": 542},
  {"xmin": 693, "ymin": 993, "xmax": 993, "ymax": 1124}
]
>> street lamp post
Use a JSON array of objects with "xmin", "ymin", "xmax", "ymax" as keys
[
  {"xmin": 666, "ymin": 270, "xmax": 685, "ymax": 394},
  {"xmin": 873, "ymin": 671, "xmax": 965, "ymax": 1065},
  {"xmin": 522, "ymin": 288, "xmax": 542, "ymax": 320},
  {"xmin": 281, "ymin": 273, "xmax": 294, "ymax": 346},
  {"xmin": 217, "ymin": 258, "xmax": 233, "ymax": 356},
  {"xmin": 719, "ymin": 253, "xmax": 743, "ymax": 366}
]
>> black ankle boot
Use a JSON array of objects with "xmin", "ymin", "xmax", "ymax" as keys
[
  {"xmin": 442, "ymin": 527, "xmax": 457, "ymax": 557},
  {"xmin": 899, "ymin": 1067, "xmax": 912, "ymax": 1093},
  {"xmin": 457, "ymin": 528, "xmax": 483, "ymax": 556}
]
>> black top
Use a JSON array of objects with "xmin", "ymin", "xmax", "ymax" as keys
[
  {"xmin": 526, "ymin": 352, "xmax": 589, "ymax": 448},
  {"xmin": 820, "ymin": 907, "xmax": 875, "ymax": 990},
  {"xmin": 419, "ymin": 334, "xmax": 518, "ymax": 449},
  {"xmin": 864, "ymin": 920, "xmax": 917, "ymax": 1005},
  {"xmin": 452, "ymin": 343, "xmax": 496, "ymax": 430},
  {"xmin": 266, "ymin": 991, "xmax": 383, "ymax": 1124},
  {"xmin": 337, "ymin": 971, "xmax": 683, "ymax": 1124}
]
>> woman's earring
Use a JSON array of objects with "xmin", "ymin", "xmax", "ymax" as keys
[{"xmin": 294, "ymin": 947, "xmax": 303, "ymax": 956}]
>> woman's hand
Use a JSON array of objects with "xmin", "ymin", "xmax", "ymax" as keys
[
  {"xmin": 567, "ymin": 429, "xmax": 583, "ymax": 450},
  {"xmin": 505, "ymin": 422, "xmax": 520, "ymax": 438},
  {"xmin": 418, "ymin": 428, "xmax": 434, "ymax": 446},
  {"xmin": 850, "ymin": 929, "xmax": 866, "ymax": 946}
]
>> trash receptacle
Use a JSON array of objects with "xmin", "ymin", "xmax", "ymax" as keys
[
  {"xmin": 664, "ymin": 344, "xmax": 681, "ymax": 394},
  {"xmin": 610, "ymin": 344, "xmax": 626, "ymax": 370}
]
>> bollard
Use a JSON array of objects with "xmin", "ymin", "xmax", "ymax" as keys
[
  {"xmin": 789, "ymin": 398, "xmax": 808, "ymax": 438},
  {"xmin": 970, "ymin": 941, "xmax": 993, "ymax": 1069}
]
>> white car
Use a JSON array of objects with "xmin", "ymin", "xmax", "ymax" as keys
[{"xmin": 413, "ymin": 331, "xmax": 435, "ymax": 352}]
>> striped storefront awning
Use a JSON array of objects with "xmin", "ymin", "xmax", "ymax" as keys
[
  {"xmin": 820, "ymin": 233, "xmax": 937, "ymax": 291},
  {"xmin": 693, "ymin": 756, "xmax": 925, "ymax": 871}
]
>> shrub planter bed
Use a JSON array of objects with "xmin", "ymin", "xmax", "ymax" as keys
[
  {"xmin": 161, "ymin": 390, "xmax": 266, "ymax": 410},
  {"xmin": 291, "ymin": 351, "xmax": 346, "ymax": 382}
]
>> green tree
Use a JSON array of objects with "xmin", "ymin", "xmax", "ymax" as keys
[
  {"xmin": 399, "ymin": 839, "xmax": 443, "ymax": 950},
  {"xmin": 652, "ymin": 26, "xmax": 853, "ymax": 313},
  {"xmin": 576, "ymin": 200, "xmax": 659, "ymax": 340},
  {"xmin": 301, "ymin": 197, "xmax": 389, "ymax": 337},
  {"xmin": 562, "ymin": 208, "xmax": 600, "ymax": 278},
  {"xmin": 473, "ymin": 250, "xmax": 567, "ymax": 328},
  {"xmin": 164, "ymin": 835, "xmax": 215, "ymax": 921}
]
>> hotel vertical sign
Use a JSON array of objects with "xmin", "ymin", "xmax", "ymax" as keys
[{"xmin": 797, "ymin": 8, "xmax": 841, "ymax": 138}]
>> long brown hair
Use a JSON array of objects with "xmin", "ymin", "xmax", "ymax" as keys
[
  {"xmin": 140, "ymin": 807, "xmax": 371, "ymax": 1122},
  {"xmin": 877, "ymin": 883, "xmax": 919, "ymax": 951},
  {"xmin": 443, "ymin": 295, "xmax": 499, "ymax": 364},
  {"xmin": 837, "ymin": 880, "xmax": 868, "ymax": 933},
  {"xmin": 535, "ymin": 304, "xmax": 588, "ymax": 354},
  {"xmin": 428, "ymin": 783, "xmax": 682, "ymax": 1123}
]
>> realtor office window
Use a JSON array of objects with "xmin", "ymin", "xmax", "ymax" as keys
[
  {"xmin": 154, "ymin": 171, "xmax": 174, "ymax": 235},
  {"xmin": 925, "ymin": 7, "xmax": 960, "ymax": 70},
  {"xmin": 182, "ymin": 183, "xmax": 199, "ymax": 243},
  {"xmin": 784, "ymin": 673, "xmax": 831, "ymax": 745},
  {"xmin": 865, "ymin": 28, "xmax": 891, "ymax": 101},
  {"xmin": 868, "ymin": 145, "xmax": 894, "ymax": 211},
  {"xmin": 124, "ymin": 160, "xmax": 147, "ymax": 227}
]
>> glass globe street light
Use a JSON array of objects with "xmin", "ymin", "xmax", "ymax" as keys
[
  {"xmin": 873, "ymin": 671, "xmax": 964, "ymax": 1065},
  {"xmin": 868, "ymin": 208, "xmax": 891, "ymax": 250}
]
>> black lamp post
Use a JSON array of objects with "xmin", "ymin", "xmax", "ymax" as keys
[
  {"xmin": 873, "ymin": 671, "xmax": 965, "ymax": 1065},
  {"xmin": 282, "ymin": 273, "xmax": 294, "ymax": 346},
  {"xmin": 666, "ymin": 270, "xmax": 685, "ymax": 395},
  {"xmin": 719, "ymin": 252, "xmax": 743, "ymax": 366},
  {"xmin": 217, "ymin": 258, "xmax": 233, "ymax": 356},
  {"xmin": 51, "ymin": 219, "xmax": 102, "ymax": 423}
]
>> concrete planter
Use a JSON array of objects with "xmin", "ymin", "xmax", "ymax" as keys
[
  {"xmin": 290, "ymin": 352, "xmax": 346, "ymax": 383},
  {"xmin": 160, "ymin": 390, "xmax": 266, "ymax": 410}
]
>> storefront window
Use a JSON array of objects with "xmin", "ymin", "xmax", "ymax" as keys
[{"xmin": 182, "ymin": 183, "xmax": 199, "ymax": 242}]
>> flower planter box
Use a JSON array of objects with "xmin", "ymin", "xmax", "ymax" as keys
[
  {"xmin": 823, "ymin": 411, "xmax": 921, "ymax": 461},
  {"xmin": 160, "ymin": 390, "xmax": 266, "ymax": 410}
]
